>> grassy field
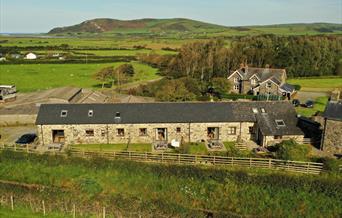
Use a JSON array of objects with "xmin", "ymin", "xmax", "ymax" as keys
[
  {"xmin": 296, "ymin": 96, "xmax": 329, "ymax": 117},
  {"xmin": 0, "ymin": 62, "xmax": 159, "ymax": 92},
  {"xmin": 0, "ymin": 151, "xmax": 340, "ymax": 217},
  {"xmin": 0, "ymin": 207, "xmax": 67, "ymax": 218},
  {"xmin": 288, "ymin": 76, "xmax": 342, "ymax": 92}
]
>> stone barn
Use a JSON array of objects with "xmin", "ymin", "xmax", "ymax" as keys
[
  {"xmin": 36, "ymin": 102, "xmax": 304, "ymax": 147},
  {"xmin": 321, "ymin": 101, "xmax": 342, "ymax": 154}
]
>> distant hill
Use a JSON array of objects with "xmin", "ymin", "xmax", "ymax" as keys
[
  {"xmin": 48, "ymin": 18, "xmax": 228, "ymax": 34},
  {"xmin": 48, "ymin": 18, "xmax": 342, "ymax": 37}
]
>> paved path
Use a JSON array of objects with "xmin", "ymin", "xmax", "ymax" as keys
[{"xmin": 296, "ymin": 91, "xmax": 329, "ymax": 102}]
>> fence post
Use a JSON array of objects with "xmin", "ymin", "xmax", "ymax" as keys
[
  {"xmin": 249, "ymin": 158, "xmax": 252, "ymax": 168},
  {"xmin": 113, "ymin": 151, "xmax": 116, "ymax": 159},
  {"xmin": 231, "ymin": 157, "xmax": 234, "ymax": 166},
  {"xmin": 73, "ymin": 204, "xmax": 76, "ymax": 218},
  {"xmin": 213, "ymin": 156, "xmax": 216, "ymax": 165},
  {"xmin": 102, "ymin": 207, "xmax": 106, "ymax": 218},
  {"xmin": 268, "ymin": 159, "xmax": 272, "ymax": 169},
  {"xmin": 145, "ymin": 152, "xmax": 147, "ymax": 161},
  {"xmin": 10, "ymin": 195, "xmax": 14, "ymax": 211},
  {"xmin": 307, "ymin": 162, "xmax": 310, "ymax": 174},
  {"xmin": 129, "ymin": 151, "xmax": 131, "ymax": 160},
  {"xmin": 161, "ymin": 152, "xmax": 164, "ymax": 163},
  {"xmin": 178, "ymin": 154, "xmax": 180, "ymax": 164},
  {"xmin": 26, "ymin": 144, "xmax": 29, "ymax": 153},
  {"xmin": 42, "ymin": 200, "xmax": 46, "ymax": 216}
]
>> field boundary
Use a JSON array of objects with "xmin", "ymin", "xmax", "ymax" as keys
[{"xmin": 0, "ymin": 146, "xmax": 324, "ymax": 175}]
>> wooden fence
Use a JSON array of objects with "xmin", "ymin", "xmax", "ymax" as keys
[{"xmin": 0, "ymin": 146, "xmax": 324, "ymax": 175}]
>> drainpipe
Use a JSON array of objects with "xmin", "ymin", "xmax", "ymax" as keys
[
  {"xmin": 188, "ymin": 122, "xmax": 191, "ymax": 143},
  {"xmin": 106, "ymin": 124, "xmax": 109, "ymax": 144},
  {"xmin": 40, "ymin": 125, "xmax": 44, "ymax": 146},
  {"xmin": 239, "ymin": 122, "xmax": 242, "ymax": 140},
  {"xmin": 320, "ymin": 118, "xmax": 327, "ymax": 151}
]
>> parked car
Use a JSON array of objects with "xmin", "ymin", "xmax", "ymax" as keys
[
  {"xmin": 304, "ymin": 100, "xmax": 314, "ymax": 108},
  {"xmin": 253, "ymin": 147, "xmax": 268, "ymax": 154},
  {"xmin": 292, "ymin": 99, "xmax": 300, "ymax": 107},
  {"xmin": 15, "ymin": 134, "xmax": 37, "ymax": 146}
]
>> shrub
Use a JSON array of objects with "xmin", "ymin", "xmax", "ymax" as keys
[{"xmin": 275, "ymin": 140, "xmax": 311, "ymax": 161}]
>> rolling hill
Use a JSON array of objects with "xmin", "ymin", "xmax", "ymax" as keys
[
  {"xmin": 48, "ymin": 18, "xmax": 228, "ymax": 34},
  {"xmin": 48, "ymin": 18, "xmax": 342, "ymax": 37}
]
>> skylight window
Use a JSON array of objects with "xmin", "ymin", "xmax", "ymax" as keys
[
  {"xmin": 252, "ymin": 108, "xmax": 258, "ymax": 114},
  {"xmin": 261, "ymin": 108, "xmax": 266, "ymax": 113},
  {"xmin": 60, "ymin": 110, "xmax": 68, "ymax": 117},
  {"xmin": 275, "ymin": 120, "xmax": 285, "ymax": 127},
  {"xmin": 88, "ymin": 110, "xmax": 94, "ymax": 117}
]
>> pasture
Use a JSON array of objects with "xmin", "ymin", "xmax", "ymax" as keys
[
  {"xmin": 0, "ymin": 151, "xmax": 340, "ymax": 217},
  {"xmin": 288, "ymin": 76, "xmax": 342, "ymax": 92},
  {"xmin": 0, "ymin": 62, "xmax": 159, "ymax": 92}
]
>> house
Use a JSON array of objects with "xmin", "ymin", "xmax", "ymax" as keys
[
  {"xmin": 227, "ymin": 66, "xmax": 295, "ymax": 99},
  {"xmin": 0, "ymin": 85, "xmax": 17, "ymax": 103},
  {"xmin": 0, "ymin": 57, "xmax": 6, "ymax": 62},
  {"xmin": 36, "ymin": 102, "xmax": 304, "ymax": 147},
  {"xmin": 24, "ymin": 52, "xmax": 37, "ymax": 60},
  {"xmin": 321, "ymin": 100, "xmax": 342, "ymax": 154}
]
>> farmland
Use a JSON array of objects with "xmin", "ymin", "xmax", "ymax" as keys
[
  {"xmin": 0, "ymin": 62, "xmax": 159, "ymax": 92},
  {"xmin": 0, "ymin": 151, "xmax": 341, "ymax": 217},
  {"xmin": 288, "ymin": 76, "xmax": 342, "ymax": 92}
]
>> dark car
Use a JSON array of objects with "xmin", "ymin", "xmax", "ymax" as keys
[
  {"xmin": 15, "ymin": 134, "xmax": 37, "ymax": 146},
  {"xmin": 305, "ymin": 100, "xmax": 314, "ymax": 108},
  {"xmin": 292, "ymin": 99, "xmax": 300, "ymax": 107}
]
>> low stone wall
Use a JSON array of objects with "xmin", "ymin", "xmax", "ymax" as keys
[{"xmin": 0, "ymin": 114, "xmax": 37, "ymax": 126}]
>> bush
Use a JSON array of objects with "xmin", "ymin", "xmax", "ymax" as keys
[
  {"xmin": 319, "ymin": 157, "xmax": 342, "ymax": 173},
  {"xmin": 274, "ymin": 140, "xmax": 311, "ymax": 161}
]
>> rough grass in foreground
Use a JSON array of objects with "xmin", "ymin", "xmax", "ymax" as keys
[{"xmin": 0, "ymin": 150, "xmax": 340, "ymax": 217}]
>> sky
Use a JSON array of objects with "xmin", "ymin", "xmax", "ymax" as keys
[{"xmin": 1, "ymin": 0, "xmax": 341, "ymax": 33}]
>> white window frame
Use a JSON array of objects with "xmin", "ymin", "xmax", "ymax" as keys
[{"xmin": 60, "ymin": 110, "xmax": 68, "ymax": 117}]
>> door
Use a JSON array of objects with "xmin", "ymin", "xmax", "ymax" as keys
[{"xmin": 52, "ymin": 130, "xmax": 65, "ymax": 143}]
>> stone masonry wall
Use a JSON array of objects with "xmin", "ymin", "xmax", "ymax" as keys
[
  {"xmin": 323, "ymin": 119, "xmax": 342, "ymax": 154},
  {"xmin": 38, "ymin": 122, "xmax": 255, "ymax": 146}
]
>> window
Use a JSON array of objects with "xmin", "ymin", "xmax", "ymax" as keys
[
  {"xmin": 274, "ymin": 135, "xmax": 283, "ymax": 140},
  {"xmin": 267, "ymin": 82, "xmax": 272, "ymax": 88},
  {"xmin": 176, "ymin": 127, "xmax": 181, "ymax": 133},
  {"xmin": 60, "ymin": 110, "xmax": 68, "ymax": 117},
  {"xmin": 249, "ymin": 126, "xmax": 254, "ymax": 134},
  {"xmin": 117, "ymin": 128, "xmax": 125, "ymax": 136},
  {"xmin": 85, "ymin": 129, "xmax": 94, "ymax": 137},
  {"xmin": 261, "ymin": 108, "xmax": 266, "ymax": 113},
  {"xmin": 251, "ymin": 78, "xmax": 257, "ymax": 86},
  {"xmin": 101, "ymin": 129, "xmax": 106, "ymax": 137},
  {"xmin": 234, "ymin": 85, "xmax": 240, "ymax": 90},
  {"xmin": 139, "ymin": 128, "xmax": 147, "ymax": 136},
  {"xmin": 115, "ymin": 112, "xmax": 120, "ymax": 118},
  {"xmin": 275, "ymin": 120, "xmax": 286, "ymax": 127},
  {"xmin": 88, "ymin": 110, "xmax": 94, "ymax": 117},
  {"xmin": 228, "ymin": 127, "xmax": 236, "ymax": 135},
  {"xmin": 252, "ymin": 108, "xmax": 258, "ymax": 114},
  {"xmin": 234, "ymin": 77, "xmax": 240, "ymax": 83}
]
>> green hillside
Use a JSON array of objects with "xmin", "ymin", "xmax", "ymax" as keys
[{"xmin": 47, "ymin": 18, "xmax": 342, "ymax": 37}]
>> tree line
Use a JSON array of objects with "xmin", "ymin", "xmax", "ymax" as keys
[{"xmin": 139, "ymin": 35, "xmax": 342, "ymax": 80}]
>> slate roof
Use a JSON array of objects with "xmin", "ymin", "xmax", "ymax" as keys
[
  {"xmin": 323, "ymin": 101, "xmax": 342, "ymax": 121},
  {"xmin": 280, "ymin": 83, "xmax": 295, "ymax": 93},
  {"xmin": 36, "ymin": 102, "xmax": 303, "ymax": 136},
  {"xmin": 235, "ymin": 67, "xmax": 286, "ymax": 83}
]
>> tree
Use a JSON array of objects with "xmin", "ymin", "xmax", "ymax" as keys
[
  {"xmin": 93, "ymin": 66, "xmax": 113, "ymax": 88},
  {"xmin": 211, "ymin": 77, "xmax": 232, "ymax": 95},
  {"xmin": 115, "ymin": 64, "xmax": 135, "ymax": 77}
]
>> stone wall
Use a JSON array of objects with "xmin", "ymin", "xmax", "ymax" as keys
[
  {"xmin": 264, "ymin": 135, "xmax": 304, "ymax": 146},
  {"xmin": 322, "ymin": 119, "xmax": 342, "ymax": 154},
  {"xmin": 37, "ymin": 122, "xmax": 255, "ymax": 146},
  {"xmin": 259, "ymin": 82, "xmax": 280, "ymax": 96}
]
